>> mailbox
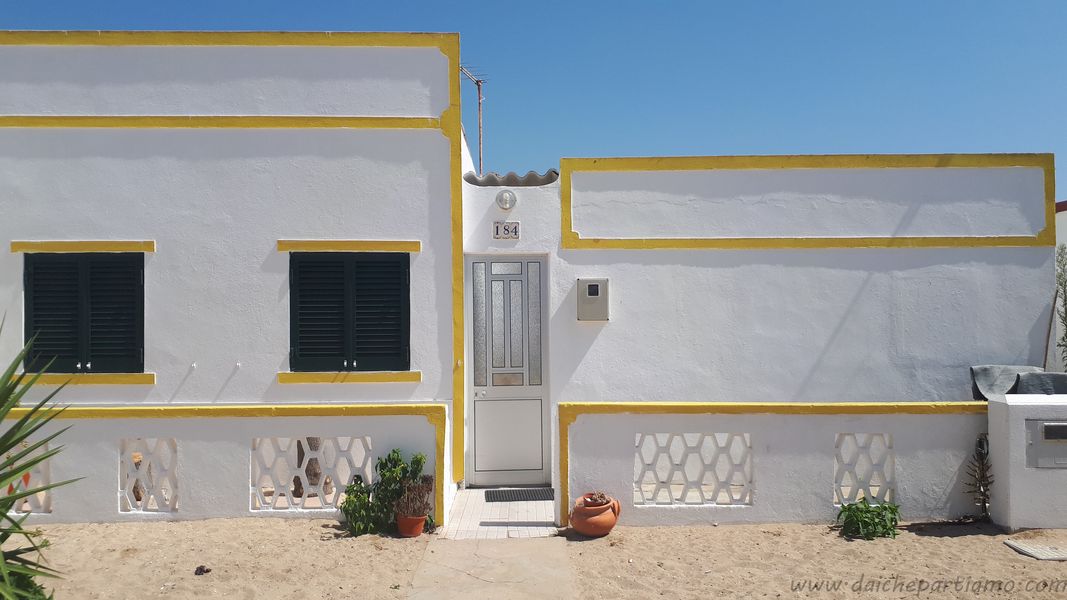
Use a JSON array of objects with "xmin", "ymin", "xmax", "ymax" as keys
[
  {"xmin": 1026, "ymin": 420, "xmax": 1067, "ymax": 468},
  {"xmin": 577, "ymin": 278, "xmax": 609, "ymax": 321}
]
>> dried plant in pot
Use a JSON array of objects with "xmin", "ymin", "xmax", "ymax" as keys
[
  {"xmin": 395, "ymin": 474, "xmax": 434, "ymax": 537},
  {"xmin": 570, "ymin": 491, "xmax": 620, "ymax": 538}
]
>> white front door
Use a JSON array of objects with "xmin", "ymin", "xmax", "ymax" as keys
[{"xmin": 467, "ymin": 257, "xmax": 549, "ymax": 486}]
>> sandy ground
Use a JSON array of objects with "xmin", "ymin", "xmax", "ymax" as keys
[
  {"xmin": 35, "ymin": 519, "xmax": 429, "ymax": 599},
  {"xmin": 568, "ymin": 522, "xmax": 1067, "ymax": 599},
  {"xmin": 22, "ymin": 519, "xmax": 1067, "ymax": 599}
]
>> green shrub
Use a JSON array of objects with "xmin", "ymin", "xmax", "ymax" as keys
[
  {"xmin": 0, "ymin": 329, "xmax": 77, "ymax": 599},
  {"xmin": 836, "ymin": 498, "xmax": 900, "ymax": 540},
  {"xmin": 339, "ymin": 449, "xmax": 432, "ymax": 536}
]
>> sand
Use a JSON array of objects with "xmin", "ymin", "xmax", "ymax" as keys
[
  {"xmin": 25, "ymin": 519, "xmax": 1067, "ymax": 599},
  {"xmin": 568, "ymin": 522, "xmax": 1067, "ymax": 599},
  {"xmin": 34, "ymin": 519, "xmax": 428, "ymax": 599}
]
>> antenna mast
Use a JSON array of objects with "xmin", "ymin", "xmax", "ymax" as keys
[{"xmin": 460, "ymin": 66, "xmax": 486, "ymax": 175}]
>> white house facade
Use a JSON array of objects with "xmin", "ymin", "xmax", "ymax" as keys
[{"xmin": 0, "ymin": 31, "xmax": 1059, "ymax": 529}]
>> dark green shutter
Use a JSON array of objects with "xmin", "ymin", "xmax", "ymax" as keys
[
  {"xmin": 87, "ymin": 253, "xmax": 144, "ymax": 373},
  {"xmin": 23, "ymin": 254, "xmax": 81, "ymax": 372},
  {"xmin": 352, "ymin": 254, "xmax": 409, "ymax": 371},
  {"xmin": 24, "ymin": 253, "xmax": 144, "ymax": 373},
  {"xmin": 290, "ymin": 252, "xmax": 410, "ymax": 372},
  {"xmin": 290, "ymin": 253, "xmax": 348, "ymax": 371}
]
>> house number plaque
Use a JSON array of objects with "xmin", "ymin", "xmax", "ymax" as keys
[{"xmin": 493, "ymin": 221, "xmax": 520, "ymax": 240}]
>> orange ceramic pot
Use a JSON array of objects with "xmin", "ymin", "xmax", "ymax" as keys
[
  {"xmin": 570, "ymin": 494, "xmax": 620, "ymax": 537},
  {"xmin": 397, "ymin": 515, "xmax": 427, "ymax": 538}
]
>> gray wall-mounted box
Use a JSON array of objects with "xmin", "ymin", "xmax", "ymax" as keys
[
  {"xmin": 1026, "ymin": 420, "xmax": 1067, "ymax": 468},
  {"xmin": 577, "ymin": 278, "xmax": 609, "ymax": 321}
]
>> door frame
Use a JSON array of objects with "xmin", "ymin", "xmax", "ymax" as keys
[{"xmin": 463, "ymin": 254, "xmax": 551, "ymax": 486}]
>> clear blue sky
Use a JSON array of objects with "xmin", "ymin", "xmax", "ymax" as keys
[{"xmin": 3, "ymin": 1, "xmax": 1065, "ymax": 192}]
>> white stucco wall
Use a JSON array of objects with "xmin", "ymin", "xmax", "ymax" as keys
[
  {"xmin": 988, "ymin": 395, "xmax": 1067, "ymax": 530},
  {"xmin": 22, "ymin": 414, "xmax": 440, "ymax": 524},
  {"xmin": 0, "ymin": 45, "xmax": 450, "ymax": 117},
  {"xmin": 463, "ymin": 172, "xmax": 1053, "ymax": 407},
  {"xmin": 567, "ymin": 412, "xmax": 985, "ymax": 525},
  {"xmin": 0, "ymin": 127, "xmax": 453, "ymax": 405},
  {"xmin": 463, "ymin": 168, "xmax": 1050, "ymax": 502},
  {"xmin": 571, "ymin": 167, "xmax": 1047, "ymax": 239}
]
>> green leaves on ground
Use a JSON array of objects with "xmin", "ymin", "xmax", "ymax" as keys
[{"xmin": 836, "ymin": 498, "xmax": 900, "ymax": 540}]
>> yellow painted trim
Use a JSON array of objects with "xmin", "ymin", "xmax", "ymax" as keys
[
  {"xmin": 16, "ymin": 373, "xmax": 156, "ymax": 385},
  {"xmin": 557, "ymin": 401, "xmax": 989, "ymax": 525},
  {"xmin": 0, "ymin": 30, "xmax": 458, "ymax": 48},
  {"xmin": 277, "ymin": 371, "xmax": 422, "ymax": 384},
  {"xmin": 3, "ymin": 402, "xmax": 447, "ymax": 525},
  {"xmin": 11, "ymin": 240, "xmax": 155, "ymax": 253},
  {"xmin": 0, "ymin": 116, "xmax": 441, "ymax": 129},
  {"xmin": 560, "ymin": 153, "xmax": 1056, "ymax": 250},
  {"xmin": 276, "ymin": 240, "xmax": 421, "ymax": 253},
  {"xmin": 437, "ymin": 35, "xmax": 466, "ymax": 484},
  {"xmin": 0, "ymin": 28, "xmax": 469, "ymax": 489}
]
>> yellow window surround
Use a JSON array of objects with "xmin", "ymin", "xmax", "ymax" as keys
[
  {"xmin": 277, "ymin": 371, "xmax": 422, "ymax": 384},
  {"xmin": 10, "ymin": 240, "xmax": 156, "ymax": 253},
  {"xmin": 276, "ymin": 240, "xmax": 421, "ymax": 253},
  {"xmin": 15, "ymin": 373, "xmax": 156, "ymax": 385}
]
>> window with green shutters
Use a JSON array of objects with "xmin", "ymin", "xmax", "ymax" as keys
[
  {"xmin": 23, "ymin": 253, "xmax": 145, "ymax": 373},
  {"xmin": 289, "ymin": 253, "xmax": 410, "ymax": 372}
]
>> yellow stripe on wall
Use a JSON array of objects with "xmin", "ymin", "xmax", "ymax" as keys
[
  {"xmin": 276, "ymin": 240, "xmax": 422, "ymax": 253},
  {"xmin": 11, "ymin": 240, "xmax": 156, "ymax": 253},
  {"xmin": 277, "ymin": 371, "xmax": 422, "ymax": 384},
  {"xmin": 0, "ymin": 30, "xmax": 458, "ymax": 48},
  {"xmin": 15, "ymin": 373, "xmax": 156, "ymax": 385},
  {"xmin": 559, "ymin": 153, "xmax": 1056, "ymax": 250}
]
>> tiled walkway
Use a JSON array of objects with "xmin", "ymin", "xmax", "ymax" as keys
[{"xmin": 440, "ymin": 488, "xmax": 559, "ymax": 539}]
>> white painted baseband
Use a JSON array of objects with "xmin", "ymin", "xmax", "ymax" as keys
[
  {"xmin": 16, "ymin": 414, "xmax": 442, "ymax": 525},
  {"xmin": 566, "ymin": 412, "xmax": 986, "ymax": 526}
]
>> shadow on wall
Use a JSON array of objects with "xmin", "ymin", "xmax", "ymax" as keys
[
  {"xmin": 549, "ymin": 277, "xmax": 607, "ymax": 401},
  {"xmin": 556, "ymin": 242, "xmax": 1052, "ymax": 403}
]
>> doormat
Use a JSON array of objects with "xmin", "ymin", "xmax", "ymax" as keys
[
  {"xmin": 485, "ymin": 488, "xmax": 554, "ymax": 502},
  {"xmin": 1005, "ymin": 539, "xmax": 1067, "ymax": 561}
]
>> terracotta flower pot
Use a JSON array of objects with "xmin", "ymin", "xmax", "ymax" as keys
[
  {"xmin": 397, "ymin": 515, "xmax": 427, "ymax": 538},
  {"xmin": 570, "ymin": 493, "xmax": 620, "ymax": 537}
]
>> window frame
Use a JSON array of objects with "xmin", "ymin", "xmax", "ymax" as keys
[
  {"xmin": 23, "ymin": 252, "xmax": 145, "ymax": 374},
  {"xmin": 289, "ymin": 252, "xmax": 411, "ymax": 373}
]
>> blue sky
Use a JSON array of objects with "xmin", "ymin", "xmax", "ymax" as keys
[{"xmin": 3, "ymin": 1, "xmax": 1065, "ymax": 192}]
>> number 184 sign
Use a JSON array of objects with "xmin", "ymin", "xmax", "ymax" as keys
[{"xmin": 493, "ymin": 221, "xmax": 520, "ymax": 240}]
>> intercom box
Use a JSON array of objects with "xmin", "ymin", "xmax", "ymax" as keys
[{"xmin": 577, "ymin": 278, "xmax": 609, "ymax": 321}]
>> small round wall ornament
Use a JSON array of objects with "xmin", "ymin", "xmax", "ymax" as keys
[{"xmin": 496, "ymin": 189, "xmax": 517, "ymax": 210}]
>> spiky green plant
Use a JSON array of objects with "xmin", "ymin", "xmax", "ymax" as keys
[
  {"xmin": 965, "ymin": 435, "xmax": 993, "ymax": 521},
  {"xmin": 0, "ymin": 326, "xmax": 77, "ymax": 599},
  {"xmin": 1056, "ymin": 244, "xmax": 1067, "ymax": 367}
]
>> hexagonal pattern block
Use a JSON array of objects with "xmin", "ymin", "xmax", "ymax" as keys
[
  {"xmin": 4, "ymin": 442, "xmax": 52, "ymax": 514},
  {"xmin": 120, "ymin": 438, "xmax": 178, "ymax": 512},
  {"xmin": 251, "ymin": 436, "xmax": 371, "ymax": 511},
  {"xmin": 834, "ymin": 433, "xmax": 895, "ymax": 505},
  {"xmin": 633, "ymin": 433, "xmax": 753, "ymax": 506}
]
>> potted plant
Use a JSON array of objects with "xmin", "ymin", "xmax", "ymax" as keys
[
  {"xmin": 395, "ymin": 473, "xmax": 434, "ymax": 537},
  {"xmin": 570, "ymin": 490, "xmax": 620, "ymax": 537}
]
